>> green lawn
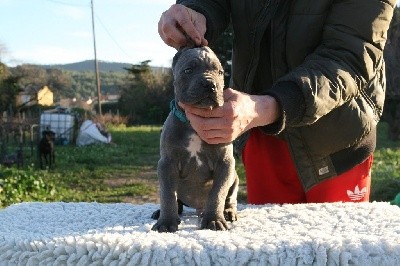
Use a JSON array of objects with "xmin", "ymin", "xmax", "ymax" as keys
[
  {"xmin": 371, "ymin": 122, "xmax": 400, "ymax": 201},
  {"xmin": 52, "ymin": 125, "xmax": 162, "ymax": 203},
  {"xmin": 0, "ymin": 122, "xmax": 399, "ymax": 208}
]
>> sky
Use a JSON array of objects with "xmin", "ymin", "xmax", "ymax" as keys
[
  {"xmin": 0, "ymin": 0, "xmax": 176, "ymax": 67},
  {"xmin": 1, "ymin": 0, "xmax": 399, "ymax": 68}
]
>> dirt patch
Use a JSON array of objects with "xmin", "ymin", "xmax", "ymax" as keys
[
  {"xmin": 103, "ymin": 170, "xmax": 160, "ymax": 204},
  {"xmin": 104, "ymin": 170, "xmax": 248, "ymax": 205}
]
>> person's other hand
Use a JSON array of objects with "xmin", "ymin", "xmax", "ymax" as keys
[
  {"xmin": 158, "ymin": 4, "xmax": 208, "ymax": 49},
  {"xmin": 179, "ymin": 88, "xmax": 281, "ymax": 144}
]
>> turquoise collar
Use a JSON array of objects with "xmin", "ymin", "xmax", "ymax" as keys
[{"xmin": 170, "ymin": 99, "xmax": 189, "ymax": 124}]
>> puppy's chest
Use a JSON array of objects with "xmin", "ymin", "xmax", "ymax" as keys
[
  {"xmin": 185, "ymin": 133, "xmax": 205, "ymax": 167},
  {"xmin": 162, "ymin": 120, "xmax": 228, "ymax": 175},
  {"xmin": 177, "ymin": 132, "xmax": 225, "ymax": 173}
]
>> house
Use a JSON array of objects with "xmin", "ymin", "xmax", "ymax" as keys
[
  {"xmin": 17, "ymin": 85, "xmax": 54, "ymax": 108},
  {"xmin": 59, "ymin": 97, "xmax": 93, "ymax": 111},
  {"xmin": 103, "ymin": 94, "xmax": 121, "ymax": 102}
]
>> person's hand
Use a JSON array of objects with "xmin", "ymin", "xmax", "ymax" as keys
[
  {"xmin": 158, "ymin": 4, "xmax": 208, "ymax": 49},
  {"xmin": 179, "ymin": 88, "xmax": 281, "ymax": 144}
]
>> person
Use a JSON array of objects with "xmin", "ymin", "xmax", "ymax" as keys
[{"xmin": 158, "ymin": 1, "xmax": 397, "ymax": 204}]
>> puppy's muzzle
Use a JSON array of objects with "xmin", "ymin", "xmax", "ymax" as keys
[{"xmin": 201, "ymin": 79, "xmax": 218, "ymax": 93}]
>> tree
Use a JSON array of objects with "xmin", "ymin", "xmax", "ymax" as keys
[
  {"xmin": 0, "ymin": 47, "xmax": 21, "ymax": 114},
  {"xmin": 0, "ymin": 61, "xmax": 6, "ymax": 79},
  {"xmin": 119, "ymin": 61, "xmax": 173, "ymax": 124},
  {"xmin": 11, "ymin": 64, "xmax": 47, "ymax": 89},
  {"xmin": 0, "ymin": 44, "xmax": 10, "ymax": 80},
  {"xmin": 0, "ymin": 43, "xmax": 8, "ymax": 63},
  {"xmin": 9, "ymin": 64, "xmax": 76, "ymax": 107},
  {"xmin": 383, "ymin": 6, "xmax": 400, "ymax": 140},
  {"xmin": 0, "ymin": 63, "xmax": 20, "ymax": 113},
  {"xmin": 46, "ymin": 68, "xmax": 73, "ymax": 100}
]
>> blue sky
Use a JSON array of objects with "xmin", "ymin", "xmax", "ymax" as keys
[
  {"xmin": 0, "ymin": 0, "xmax": 176, "ymax": 67},
  {"xmin": 1, "ymin": 0, "xmax": 399, "ymax": 67}
]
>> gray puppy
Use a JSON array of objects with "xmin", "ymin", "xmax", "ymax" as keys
[{"xmin": 151, "ymin": 46, "xmax": 239, "ymax": 232}]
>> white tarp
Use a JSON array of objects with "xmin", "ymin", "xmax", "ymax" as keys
[{"xmin": 76, "ymin": 120, "xmax": 111, "ymax": 146}]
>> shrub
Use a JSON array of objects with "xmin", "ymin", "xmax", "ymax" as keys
[{"xmin": 0, "ymin": 166, "xmax": 57, "ymax": 208}]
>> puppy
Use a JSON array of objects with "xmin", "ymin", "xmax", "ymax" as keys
[
  {"xmin": 39, "ymin": 129, "xmax": 55, "ymax": 169},
  {"xmin": 152, "ymin": 46, "xmax": 239, "ymax": 232}
]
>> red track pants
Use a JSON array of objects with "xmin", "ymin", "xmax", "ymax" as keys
[{"xmin": 242, "ymin": 129, "xmax": 372, "ymax": 204}]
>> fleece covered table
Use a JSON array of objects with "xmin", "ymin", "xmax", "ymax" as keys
[{"xmin": 0, "ymin": 202, "xmax": 399, "ymax": 265}]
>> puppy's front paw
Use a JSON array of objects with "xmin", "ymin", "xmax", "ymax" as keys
[
  {"xmin": 224, "ymin": 207, "xmax": 238, "ymax": 222},
  {"xmin": 201, "ymin": 214, "xmax": 229, "ymax": 231},
  {"xmin": 151, "ymin": 218, "xmax": 181, "ymax": 233}
]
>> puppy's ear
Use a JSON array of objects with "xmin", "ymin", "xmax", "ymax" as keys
[
  {"xmin": 172, "ymin": 49, "xmax": 184, "ymax": 70},
  {"xmin": 185, "ymin": 36, "xmax": 196, "ymax": 49},
  {"xmin": 172, "ymin": 36, "xmax": 197, "ymax": 70}
]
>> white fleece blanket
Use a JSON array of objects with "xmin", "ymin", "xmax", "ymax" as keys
[{"xmin": 0, "ymin": 202, "xmax": 399, "ymax": 265}]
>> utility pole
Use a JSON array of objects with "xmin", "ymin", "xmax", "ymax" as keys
[{"xmin": 91, "ymin": 0, "xmax": 102, "ymax": 116}]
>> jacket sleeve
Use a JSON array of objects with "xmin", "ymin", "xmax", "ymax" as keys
[
  {"xmin": 176, "ymin": 0, "xmax": 231, "ymax": 45},
  {"xmin": 268, "ymin": 0, "xmax": 396, "ymax": 130}
]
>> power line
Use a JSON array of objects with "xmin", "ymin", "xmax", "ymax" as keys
[
  {"xmin": 44, "ymin": 0, "xmax": 89, "ymax": 7},
  {"xmin": 94, "ymin": 14, "xmax": 133, "ymax": 61},
  {"xmin": 44, "ymin": 0, "xmax": 133, "ymax": 62}
]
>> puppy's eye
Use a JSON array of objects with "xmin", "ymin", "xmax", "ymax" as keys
[
  {"xmin": 184, "ymin": 68, "xmax": 193, "ymax": 74},
  {"xmin": 219, "ymin": 70, "xmax": 224, "ymax": 76}
]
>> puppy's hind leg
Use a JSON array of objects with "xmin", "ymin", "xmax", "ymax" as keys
[{"xmin": 150, "ymin": 199, "xmax": 184, "ymax": 220}]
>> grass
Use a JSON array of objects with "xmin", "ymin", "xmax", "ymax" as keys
[
  {"xmin": 52, "ymin": 125, "xmax": 161, "ymax": 203},
  {"xmin": 371, "ymin": 122, "xmax": 400, "ymax": 201},
  {"xmin": 1, "ymin": 125, "xmax": 161, "ymax": 207},
  {"xmin": 0, "ymin": 122, "xmax": 399, "ymax": 208}
]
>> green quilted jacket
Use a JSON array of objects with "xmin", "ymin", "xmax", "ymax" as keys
[{"xmin": 177, "ymin": 0, "xmax": 396, "ymax": 191}]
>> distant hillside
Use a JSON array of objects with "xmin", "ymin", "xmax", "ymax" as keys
[
  {"xmin": 40, "ymin": 60, "xmax": 170, "ymax": 73},
  {"xmin": 40, "ymin": 60, "xmax": 132, "ymax": 72}
]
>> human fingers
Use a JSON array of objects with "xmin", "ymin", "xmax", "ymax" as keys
[
  {"xmin": 223, "ymin": 88, "xmax": 237, "ymax": 101},
  {"xmin": 158, "ymin": 4, "xmax": 207, "ymax": 49},
  {"xmin": 224, "ymin": 88, "xmax": 282, "ymax": 129},
  {"xmin": 158, "ymin": 5, "xmax": 188, "ymax": 48},
  {"xmin": 178, "ymin": 5, "xmax": 208, "ymax": 46},
  {"xmin": 184, "ymin": 7, "xmax": 208, "ymax": 46},
  {"xmin": 179, "ymin": 100, "xmax": 239, "ymax": 144},
  {"xmin": 185, "ymin": 112, "xmax": 233, "ymax": 144},
  {"xmin": 178, "ymin": 102, "xmax": 224, "ymax": 118}
]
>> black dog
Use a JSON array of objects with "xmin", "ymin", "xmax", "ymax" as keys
[{"xmin": 38, "ymin": 129, "xmax": 55, "ymax": 169}]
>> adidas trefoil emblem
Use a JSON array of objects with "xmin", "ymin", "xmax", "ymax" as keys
[{"xmin": 347, "ymin": 185, "xmax": 367, "ymax": 201}]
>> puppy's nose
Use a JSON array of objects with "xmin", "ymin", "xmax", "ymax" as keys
[{"xmin": 202, "ymin": 79, "xmax": 217, "ymax": 92}]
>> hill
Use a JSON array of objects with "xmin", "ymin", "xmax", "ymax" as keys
[
  {"xmin": 40, "ymin": 60, "xmax": 170, "ymax": 73},
  {"xmin": 40, "ymin": 60, "xmax": 132, "ymax": 72}
]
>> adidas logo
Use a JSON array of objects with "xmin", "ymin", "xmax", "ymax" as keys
[{"xmin": 347, "ymin": 185, "xmax": 367, "ymax": 201}]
